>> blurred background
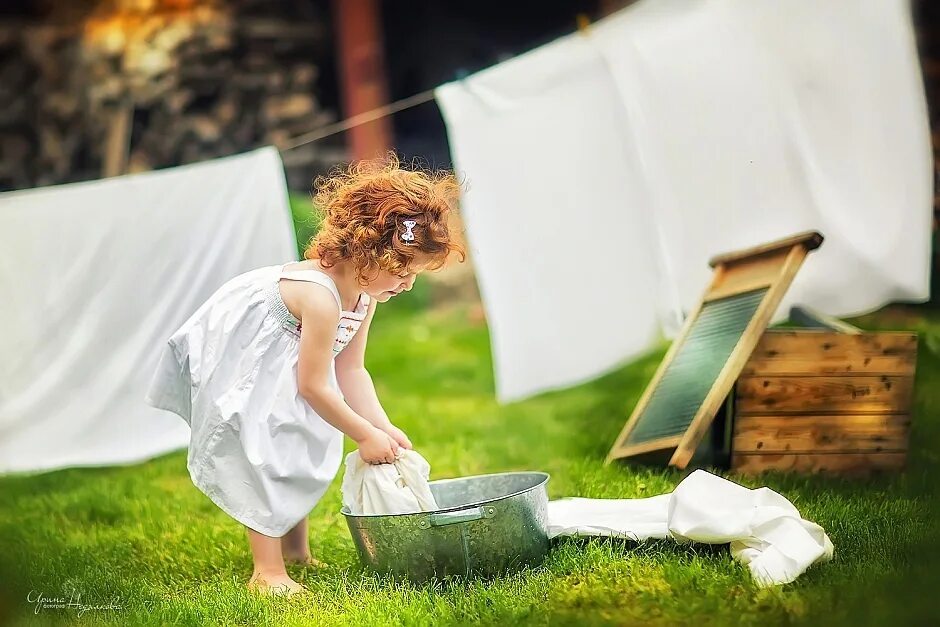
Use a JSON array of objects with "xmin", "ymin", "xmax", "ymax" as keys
[
  {"xmin": 0, "ymin": 0, "xmax": 607, "ymax": 186},
  {"xmin": 2, "ymin": 0, "xmax": 939, "ymax": 302},
  {"xmin": 0, "ymin": 0, "xmax": 645, "ymax": 313}
]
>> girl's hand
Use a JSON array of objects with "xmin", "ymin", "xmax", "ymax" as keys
[
  {"xmin": 383, "ymin": 424, "xmax": 413, "ymax": 450},
  {"xmin": 356, "ymin": 427, "xmax": 400, "ymax": 464}
]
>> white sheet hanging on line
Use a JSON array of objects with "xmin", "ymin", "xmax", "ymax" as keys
[
  {"xmin": 0, "ymin": 147, "xmax": 298, "ymax": 474},
  {"xmin": 548, "ymin": 470, "xmax": 834, "ymax": 587},
  {"xmin": 589, "ymin": 0, "xmax": 932, "ymax": 319},
  {"xmin": 436, "ymin": 0, "xmax": 931, "ymax": 402},
  {"xmin": 434, "ymin": 23, "xmax": 667, "ymax": 404}
]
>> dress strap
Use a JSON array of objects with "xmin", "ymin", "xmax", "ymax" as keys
[{"xmin": 279, "ymin": 268, "xmax": 344, "ymax": 312}]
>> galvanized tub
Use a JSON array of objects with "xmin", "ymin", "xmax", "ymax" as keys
[{"xmin": 342, "ymin": 471, "xmax": 550, "ymax": 582}]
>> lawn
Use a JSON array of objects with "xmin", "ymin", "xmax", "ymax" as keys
[{"xmin": 2, "ymin": 279, "xmax": 939, "ymax": 625}]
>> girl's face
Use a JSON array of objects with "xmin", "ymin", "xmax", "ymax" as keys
[{"xmin": 366, "ymin": 256, "xmax": 433, "ymax": 303}]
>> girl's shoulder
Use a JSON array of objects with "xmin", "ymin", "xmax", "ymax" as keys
[{"xmin": 279, "ymin": 275, "xmax": 342, "ymax": 321}]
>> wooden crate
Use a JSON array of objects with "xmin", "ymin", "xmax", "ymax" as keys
[{"xmin": 729, "ymin": 329, "xmax": 918, "ymax": 476}]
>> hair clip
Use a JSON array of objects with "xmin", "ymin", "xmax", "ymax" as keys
[{"xmin": 401, "ymin": 220, "xmax": 417, "ymax": 242}]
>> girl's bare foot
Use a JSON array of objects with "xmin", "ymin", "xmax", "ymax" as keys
[
  {"xmin": 282, "ymin": 551, "xmax": 328, "ymax": 568},
  {"xmin": 280, "ymin": 518, "xmax": 323, "ymax": 567},
  {"xmin": 246, "ymin": 572, "xmax": 307, "ymax": 596}
]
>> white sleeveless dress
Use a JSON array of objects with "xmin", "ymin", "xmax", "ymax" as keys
[{"xmin": 144, "ymin": 262, "xmax": 371, "ymax": 537}]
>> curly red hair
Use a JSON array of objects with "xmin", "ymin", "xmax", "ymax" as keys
[{"xmin": 305, "ymin": 153, "xmax": 466, "ymax": 285}]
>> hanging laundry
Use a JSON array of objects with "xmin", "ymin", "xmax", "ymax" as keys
[
  {"xmin": 436, "ymin": 0, "xmax": 931, "ymax": 402},
  {"xmin": 0, "ymin": 147, "xmax": 297, "ymax": 473}
]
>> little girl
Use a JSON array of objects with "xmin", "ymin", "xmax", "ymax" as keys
[{"xmin": 144, "ymin": 155, "xmax": 465, "ymax": 595}]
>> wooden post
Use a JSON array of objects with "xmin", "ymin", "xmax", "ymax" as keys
[
  {"xmin": 332, "ymin": 0, "xmax": 394, "ymax": 161},
  {"xmin": 103, "ymin": 99, "xmax": 133, "ymax": 178}
]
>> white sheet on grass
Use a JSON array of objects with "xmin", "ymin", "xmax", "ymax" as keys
[
  {"xmin": 548, "ymin": 470, "xmax": 834, "ymax": 587},
  {"xmin": 436, "ymin": 0, "xmax": 932, "ymax": 402},
  {"xmin": 0, "ymin": 147, "xmax": 297, "ymax": 473}
]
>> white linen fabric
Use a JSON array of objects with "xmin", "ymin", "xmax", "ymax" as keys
[
  {"xmin": 546, "ymin": 495, "xmax": 671, "ymax": 542},
  {"xmin": 666, "ymin": 471, "xmax": 834, "ymax": 587},
  {"xmin": 435, "ymin": 30, "xmax": 666, "ymax": 403},
  {"xmin": 549, "ymin": 470, "xmax": 833, "ymax": 587},
  {"xmin": 0, "ymin": 147, "xmax": 297, "ymax": 474},
  {"xmin": 341, "ymin": 449, "xmax": 439, "ymax": 516},
  {"xmin": 146, "ymin": 264, "xmax": 372, "ymax": 537},
  {"xmin": 435, "ymin": 0, "xmax": 931, "ymax": 402}
]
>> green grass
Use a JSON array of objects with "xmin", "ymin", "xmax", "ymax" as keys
[
  {"xmin": 288, "ymin": 190, "xmax": 320, "ymax": 260},
  {"xmin": 2, "ymin": 297, "xmax": 939, "ymax": 626}
]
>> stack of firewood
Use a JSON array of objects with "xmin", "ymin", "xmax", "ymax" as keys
[{"xmin": 0, "ymin": 0, "xmax": 341, "ymax": 192}]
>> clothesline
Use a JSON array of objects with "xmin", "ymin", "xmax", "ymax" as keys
[
  {"xmin": 277, "ymin": 13, "xmax": 601, "ymax": 153},
  {"xmin": 279, "ymin": 88, "xmax": 437, "ymax": 152}
]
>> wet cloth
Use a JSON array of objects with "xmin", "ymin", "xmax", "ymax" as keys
[
  {"xmin": 548, "ymin": 470, "xmax": 834, "ymax": 587},
  {"xmin": 341, "ymin": 449, "xmax": 439, "ymax": 516}
]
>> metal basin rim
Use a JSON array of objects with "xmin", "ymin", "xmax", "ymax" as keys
[{"xmin": 340, "ymin": 470, "xmax": 551, "ymax": 519}]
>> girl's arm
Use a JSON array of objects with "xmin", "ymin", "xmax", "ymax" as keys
[
  {"xmin": 295, "ymin": 288, "xmax": 398, "ymax": 463},
  {"xmin": 335, "ymin": 299, "xmax": 413, "ymax": 449}
]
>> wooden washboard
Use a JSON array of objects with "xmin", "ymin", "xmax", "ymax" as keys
[{"xmin": 606, "ymin": 230, "xmax": 825, "ymax": 469}]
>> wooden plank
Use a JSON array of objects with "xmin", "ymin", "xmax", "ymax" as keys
[
  {"xmin": 708, "ymin": 230, "xmax": 823, "ymax": 268},
  {"xmin": 607, "ymin": 435, "xmax": 682, "ymax": 459},
  {"xmin": 103, "ymin": 99, "xmax": 133, "ymax": 178},
  {"xmin": 732, "ymin": 414, "xmax": 910, "ymax": 453},
  {"xmin": 741, "ymin": 331, "xmax": 918, "ymax": 376},
  {"xmin": 731, "ymin": 452, "xmax": 906, "ymax": 475},
  {"xmin": 736, "ymin": 375, "xmax": 914, "ymax": 415},
  {"xmin": 670, "ymin": 245, "xmax": 808, "ymax": 468},
  {"xmin": 705, "ymin": 249, "xmax": 789, "ymax": 301}
]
